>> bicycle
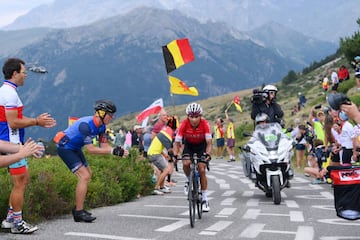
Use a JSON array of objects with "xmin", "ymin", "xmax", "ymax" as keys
[{"xmin": 176, "ymin": 153, "xmax": 209, "ymax": 228}]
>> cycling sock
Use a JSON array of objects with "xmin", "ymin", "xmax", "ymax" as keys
[{"xmin": 202, "ymin": 190, "xmax": 208, "ymax": 201}]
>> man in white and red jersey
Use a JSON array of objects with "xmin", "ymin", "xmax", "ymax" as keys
[
  {"xmin": 173, "ymin": 102, "xmax": 212, "ymax": 212},
  {"xmin": 0, "ymin": 58, "xmax": 56, "ymax": 234}
]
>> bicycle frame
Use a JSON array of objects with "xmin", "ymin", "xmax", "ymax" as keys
[{"xmin": 180, "ymin": 153, "xmax": 209, "ymax": 228}]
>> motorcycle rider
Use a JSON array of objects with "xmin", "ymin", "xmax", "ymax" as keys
[
  {"xmin": 251, "ymin": 85, "xmax": 284, "ymax": 125},
  {"xmin": 245, "ymin": 113, "xmax": 270, "ymax": 179},
  {"xmin": 245, "ymin": 112, "xmax": 293, "ymax": 186}
]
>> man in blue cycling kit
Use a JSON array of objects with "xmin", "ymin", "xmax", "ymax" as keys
[{"xmin": 55, "ymin": 99, "xmax": 128, "ymax": 223}]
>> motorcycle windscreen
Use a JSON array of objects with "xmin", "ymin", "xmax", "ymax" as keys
[{"xmin": 254, "ymin": 123, "xmax": 282, "ymax": 150}]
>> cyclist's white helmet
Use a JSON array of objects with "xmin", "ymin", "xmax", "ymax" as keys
[
  {"xmin": 186, "ymin": 102, "xmax": 203, "ymax": 115},
  {"xmin": 355, "ymin": 56, "xmax": 360, "ymax": 61},
  {"xmin": 255, "ymin": 113, "xmax": 269, "ymax": 124},
  {"xmin": 263, "ymin": 84, "xmax": 278, "ymax": 92}
]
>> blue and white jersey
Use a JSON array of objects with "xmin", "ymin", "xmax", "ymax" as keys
[{"xmin": 0, "ymin": 80, "xmax": 25, "ymax": 144}]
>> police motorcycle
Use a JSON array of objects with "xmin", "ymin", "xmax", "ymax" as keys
[{"xmin": 240, "ymin": 113, "xmax": 295, "ymax": 205}]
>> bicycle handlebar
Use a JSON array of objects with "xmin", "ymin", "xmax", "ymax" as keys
[{"xmin": 174, "ymin": 154, "xmax": 210, "ymax": 172}]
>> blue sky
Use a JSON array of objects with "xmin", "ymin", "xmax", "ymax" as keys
[{"xmin": 0, "ymin": 0, "xmax": 54, "ymax": 28}]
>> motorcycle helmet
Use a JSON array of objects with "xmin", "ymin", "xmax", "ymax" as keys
[
  {"xmin": 263, "ymin": 85, "xmax": 278, "ymax": 93},
  {"xmin": 354, "ymin": 56, "xmax": 360, "ymax": 61},
  {"xmin": 255, "ymin": 113, "xmax": 269, "ymax": 124},
  {"xmin": 185, "ymin": 102, "xmax": 203, "ymax": 116}
]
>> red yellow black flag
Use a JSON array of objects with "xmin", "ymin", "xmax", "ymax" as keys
[{"xmin": 162, "ymin": 38, "xmax": 195, "ymax": 74}]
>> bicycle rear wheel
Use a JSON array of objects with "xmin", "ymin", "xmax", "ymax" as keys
[{"xmin": 188, "ymin": 170, "xmax": 196, "ymax": 228}]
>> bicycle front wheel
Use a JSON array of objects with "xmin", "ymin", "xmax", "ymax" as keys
[
  {"xmin": 188, "ymin": 170, "xmax": 196, "ymax": 228},
  {"xmin": 197, "ymin": 183, "xmax": 202, "ymax": 219}
]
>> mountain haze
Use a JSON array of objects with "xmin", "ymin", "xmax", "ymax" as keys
[
  {"xmin": 3, "ymin": 0, "xmax": 358, "ymax": 43},
  {"xmin": 0, "ymin": 4, "xmax": 349, "ymax": 141}
]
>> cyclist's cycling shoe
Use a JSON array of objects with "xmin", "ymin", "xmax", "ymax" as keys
[
  {"xmin": 73, "ymin": 209, "xmax": 96, "ymax": 222},
  {"xmin": 184, "ymin": 181, "xmax": 189, "ymax": 195},
  {"xmin": 202, "ymin": 200, "xmax": 210, "ymax": 212}
]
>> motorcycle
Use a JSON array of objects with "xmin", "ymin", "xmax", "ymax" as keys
[{"xmin": 240, "ymin": 122, "xmax": 294, "ymax": 204}]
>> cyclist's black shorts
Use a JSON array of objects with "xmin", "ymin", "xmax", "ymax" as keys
[{"xmin": 183, "ymin": 140, "xmax": 206, "ymax": 159}]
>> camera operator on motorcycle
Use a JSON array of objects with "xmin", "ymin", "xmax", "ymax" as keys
[{"xmin": 251, "ymin": 85, "xmax": 284, "ymax": 125}]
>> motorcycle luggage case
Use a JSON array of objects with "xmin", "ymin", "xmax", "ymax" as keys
[{"xmin": 327, "ymin": 165, "xmax": 360, "ymax": 220}]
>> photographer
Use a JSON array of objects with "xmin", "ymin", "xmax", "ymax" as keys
[{"xmin": 250, "ymin": 85, "xmax": 284, "ymax": 125}]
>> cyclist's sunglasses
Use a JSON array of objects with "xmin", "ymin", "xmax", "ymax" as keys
[{"xmin": 188, "ymin": 114, "xmax": 201, "ymax": 119}]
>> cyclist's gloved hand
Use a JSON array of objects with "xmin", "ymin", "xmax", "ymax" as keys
[
  {"xmin": 202, "ymin": 153, "xmax": 211, "ymax": 161},
  {"xmin": 112, "ymin": 146, "xmax": 125, "ymax": 157}
]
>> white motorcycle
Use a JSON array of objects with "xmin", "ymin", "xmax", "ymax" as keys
[{"xmin": 240, "ymin": 122, "xmax": 294, "ymax": 204}]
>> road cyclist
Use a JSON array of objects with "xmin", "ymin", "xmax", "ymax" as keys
[{"xmin": 173, "ymin": 102, "xmax": 212, "ymax": 213}]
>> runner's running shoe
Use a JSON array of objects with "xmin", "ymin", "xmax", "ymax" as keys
[
  {"xmin": 11, "ymin": 220, "xmax": 38, "ymax": 234},
  {"xmin": 1, "ymin": 219, "xmax": 14, "ymax": 229}
]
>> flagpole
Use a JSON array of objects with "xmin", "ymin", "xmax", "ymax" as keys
[
  {"xmin": 170, "ymin": 91, "xmax": 176, "ymax": 114},
  {"xmin": 225, "ymin": 102, "xmax": 234, "ymax": 112}
]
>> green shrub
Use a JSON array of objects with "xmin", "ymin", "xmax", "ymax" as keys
[{"xmin": 0, "ymin": 152, "xmax": 154, "ymax": 223}]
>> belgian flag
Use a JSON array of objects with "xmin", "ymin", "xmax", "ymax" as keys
[{"xmin": 162, "ymin": 38, "xmax": 195, "ymax": 74}]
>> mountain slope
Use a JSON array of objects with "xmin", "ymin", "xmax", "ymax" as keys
[{"xmin": 0, "ymin": 7, "xmax": 337, "ymax": 141}]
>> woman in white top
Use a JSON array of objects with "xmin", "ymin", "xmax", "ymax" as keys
[{"xmin": 338, "ymin": 112, "xmax": 354, "ymax": 164}]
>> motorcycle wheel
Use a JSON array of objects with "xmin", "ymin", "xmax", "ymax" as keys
[{"xmin": 271, "ymin": 175, "xmax": 281, "ymax": 205}]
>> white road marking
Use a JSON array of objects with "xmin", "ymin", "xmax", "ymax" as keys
[
  {"xmin": 64, "ymin": 232, "xmax": 154, "ymax": 240},
  {"xmin": 199, "ymin": 221, "xmax": 233, "ymax": 235},
  {"xmin": 215, "ymin": 207, "xmax": 237, "ymax": 218},
  {"xmin": 295, "ymin": 191, "xmax": 334, "ymax": 200},
  {"xmin": 242, "ymin": 209, "xmax": 304, "ymax": 222},
  {"xmin": 246, "ymin": 198, "xmax": 259, "ymax": 207},
  {"xmin": 242, "ymin": 190, "xmax": 254, "ymax": 197},
  {"xmin": 118, "ymin": 214, "xmax": 184, "ymax": 221},
  {"xmin": 220, "ymin": 197, "xmax": 236, "ymax": 205},
  {"xmin": 155, "ymin": 219, "xmax": 189, "ymax": 232},
  {"xmin": 318, "ymin": 218, "xmax": 360, "ymax": 226},
  {"xmin": 239, "ymin": 224, "xmax": 314, "ymax": 239},
  {"xmin": 284, "ymin": 200, "xmax": 299, "ymax": 208},
  {"xmin": 320, "ymin": 237, "xmax": 360, "ymax": 240},
  {"xmin": 222, "ymin": 190, "xmax": 236, "ymax": 196}
]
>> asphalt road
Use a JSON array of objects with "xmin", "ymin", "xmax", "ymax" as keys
[{"xmin": 1, "ymin": 158, "xmax": 360, "ymax": 240}]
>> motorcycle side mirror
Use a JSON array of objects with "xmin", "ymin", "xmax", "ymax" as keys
[
  {"xmin": 243, "ymin": 132, "xmax": 252, "ymax": 137},
  {"xmin": 243, "ymin": 145, "xmax": 251, "ymax": 152}
]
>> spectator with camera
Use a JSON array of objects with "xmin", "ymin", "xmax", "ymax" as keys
[{"xmin": 250, "ymin": 85, "xmax": 284, "ymax": 125}]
